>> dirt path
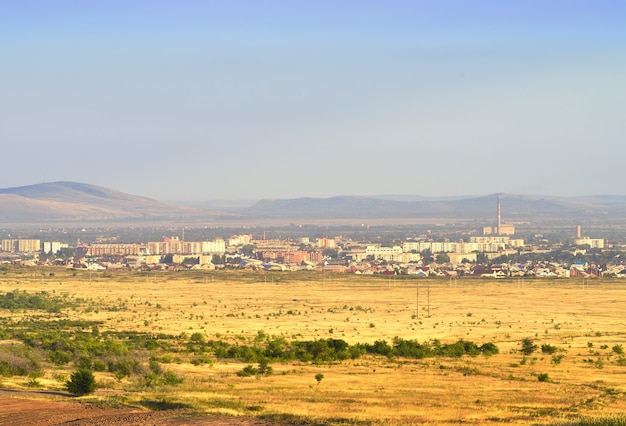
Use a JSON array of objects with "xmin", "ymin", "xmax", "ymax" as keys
[{"xmin": 0, "ymin": 390, "xmax": 277, "ymax": 425}]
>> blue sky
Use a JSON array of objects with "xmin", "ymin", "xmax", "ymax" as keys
[{"xmin": 2, "ymin": 1, "xmax": 625, "ymax": 201}]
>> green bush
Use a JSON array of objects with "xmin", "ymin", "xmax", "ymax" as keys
[
  {"xmin": 520, "ymin": 338, "xmax": 538, "ymax": 355},
  {"xmin": 66, "ymin": 369, "xmax": 96, "ymax": 396},
  {"xmin": 480, "ymin": 342, "xmax": 500, "ymax": 356},
  {"xmin": 162, "ymin": 370, "xmax": 184, "ymax": 385},
  {"xmin": 237, "ymin": 364, "xmax": 258, "ymax": 377},
  {"xmin": 541, "ymin": 344, "xmax": 558, "ymax": 354}
]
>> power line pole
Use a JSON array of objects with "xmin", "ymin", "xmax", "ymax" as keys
[
  {"xmin": 428, "ymin": 283, "xmax": 430, "ymax": 318},
  {"xmin": 416, "ymin": 281, "xmax": 419, "ymax": 319}
]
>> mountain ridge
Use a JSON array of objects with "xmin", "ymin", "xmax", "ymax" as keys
[
  {"xmin": 2, "ymin": 181, "xmax": 626, "ymax": 223},
  {"xmin": 246, "ymin": 193, "xmax": 626, "ymax": 220}
]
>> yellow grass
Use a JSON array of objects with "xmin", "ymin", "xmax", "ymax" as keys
[{"xmin": 3, "ymin": 267, "xmax": 626, "ymax": 424}]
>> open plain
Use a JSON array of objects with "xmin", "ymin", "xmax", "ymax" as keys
[{"xmin": 2, "ymin": 268, "xmax": 626, "ymax": 425}]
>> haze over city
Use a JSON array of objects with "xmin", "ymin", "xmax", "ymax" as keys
[{"xmin": 2, "ymin": 1, "xmax": 625, "ymax": 202}]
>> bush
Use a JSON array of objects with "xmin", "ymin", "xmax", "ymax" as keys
[
  {"xmin": 520, "ymin": 338, "xmax": 537, "ymax": 355},
  {"xmin": 541, "ymin": 344, "xmax": 558, "ymax": 354},
  {"xmin": 66, "ymin": 369, "xmax": 96, "ymax": 396},
  {"xmin": 480, "ymin": 342, "xmax": 500, "ymax": 356},
  {"xmin": 162, "ymin": 370, "xmax": 184, "ymax": 385},
  {"xmin": 237, "ymin": 364, "xmax": 258, "ymax": 377},
  {"xmin": 537, "ymin": 373, "xmax": 550, "ymax": 382}
]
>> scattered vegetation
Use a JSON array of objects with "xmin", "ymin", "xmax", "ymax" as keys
[
  {"xmin": 0, "ymin": 289, "xmax": 76, "ymax": 312},
  {"xmin": 552, "ymin": 416, "xmax": 626, "ymax": 426},
  {"xmin": 3, "ymin": 268, "xmax": 626, "ymax": 425}
]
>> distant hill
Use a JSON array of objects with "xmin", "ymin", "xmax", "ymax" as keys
[
  {"xmin": 0, "ymin": 182, "xmax": 210, "ymax": 223},
  {"xmin": 2, "ymin": 182, "xmax": 626, "ymax": 224},
  {"xmin": 247, "ymin": 194, "xmax": 626, "ymax": 220}
]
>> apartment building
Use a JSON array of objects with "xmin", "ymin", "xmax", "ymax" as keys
[
  {"xmin": 317, "ymin": 238, "xmax": 337, "ymax": 249},
  {"xmin": 574, "ymin": 237, "xmax": 605, "ymax": 249},
  {"xmin": 227, "ymin": 234, "xmax": 252, "ymax": 247},
  {"xmin": 89, "ymin": 237, "xmax": 226, "ymax": 257},
  {"xmin": 43, "ymin": 241, "xmax": 69, "ymax": 254},
  {"xmin": 366, "ymin": 245, "xmax": 403, "ymax": 262},
  {"xmin": 1, "ymin": 239, "xmax": 41, "ymax": 253}
]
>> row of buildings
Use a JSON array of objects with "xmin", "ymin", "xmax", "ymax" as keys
[{"xmin": 2, "ymin": 239, "xmax": 70, "ymax": 253}]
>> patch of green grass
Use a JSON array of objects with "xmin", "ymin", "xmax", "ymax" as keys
[{"xmin": 548, "ymin": 416, "xmax": 626, "ymax": 426}]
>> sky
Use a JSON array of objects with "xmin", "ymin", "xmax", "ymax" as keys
[{"xmin": 2, "ymin": 1, "xmax": 625, "ymax": 201}]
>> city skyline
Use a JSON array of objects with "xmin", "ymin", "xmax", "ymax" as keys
[{"xmin": 2, "ymin": 1, "xmax": 625, "ymax": 202}]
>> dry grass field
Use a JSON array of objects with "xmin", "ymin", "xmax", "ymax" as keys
[{"xmin": 2, "ymin": 267, "xmax": 626, "ymax": 425}]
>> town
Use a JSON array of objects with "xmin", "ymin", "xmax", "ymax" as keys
[{"xmin": 0, "ymin": 207, "xmax": 621, "ymax": 279}]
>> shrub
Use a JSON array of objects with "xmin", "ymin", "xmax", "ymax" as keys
[
  {"xmin": 480, "ymin": 342, "xmax": 500, "ymax": 356},
  {"xmin": 237, "ymin": 364, "xmax": 258, "ymax": 377},
  {"xmin": 149, "ymin": 359, "xmax": 163, "ymax": 374},
  {"xmin": 541, "ymin": 344, "xmax": 558, "ymax": 355},
  {"xmin": 537, "ymin": 373, "xmax": 550, "ymax": 382},
  {"xmin": 162, "ymin": 370, "xmax": 184, "ymax": 385},
  {"xmin": 257, "ymin": 359, "xmax": 273, "ymax": 376},
  {"xmin": 66, "ymin": 369, "xmax": 96, "ymax": 396},
  {"xmin": 520, "ymin": 338, "xmax": 537, "ymax": 355},
  {"xmin": 552, "ymin": 354, "xmax": 565, "ymax": 364}
]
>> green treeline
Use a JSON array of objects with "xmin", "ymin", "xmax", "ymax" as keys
[{"xmin": 187, "ymin": 333, "xmax": 498, "ymax": 364}]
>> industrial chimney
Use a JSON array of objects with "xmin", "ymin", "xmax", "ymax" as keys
[{"xmin": 497, "ymin": 197, "xmax": 501, "ymax": 235}]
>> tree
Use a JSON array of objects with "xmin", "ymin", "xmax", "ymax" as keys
[
  {"xmin": 322, "ymin": 248, "xmax": 338, "ymax": 259},
  {"xmin": 435, "ymin": 252, "xmax": 450, "ymax": 264},
  {"xmin": 66, "ymin": 369, "xmax": 96, "ymax": 396},
  {"xmin": 475, "ymin": 252, "xmax": 489, "ymax": 264},
  {"xmin": 241, "ymin": 244, "xmax": 255, "ymax": 257},
  {"xmin": 315, "ymin": 373, "xmax": 324, "ymax": 385},
  {"xmin": 520, "ymin": 338, "xmax": 537, "ymax": 356}
]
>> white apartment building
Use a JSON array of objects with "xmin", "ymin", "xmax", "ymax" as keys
[
  {"xmin": 43, "ymin": 241, "xmax": 69, "ymax": 254},
  {"xmin": 574, "ymin": 237, "xmax": 605, "ymax": 249},
  {"xmin": 227, "ymin": 234, "xmax": 252, "ymax": 247},
  {"xmin": 366, "ymin": 245, "xmax": 403, "ymax": 262}
]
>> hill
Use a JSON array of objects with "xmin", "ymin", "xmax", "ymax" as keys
[
  {"xmin": 0, "ymin": 182, "xmax": 210, "ymax": 223},
  {"xmin": 2, "ymin": 182, "xmax": 626, "ymax": 224},
  {"xmin": 247, "ymin": 193, "xmax": 626, "ymax": 220}
]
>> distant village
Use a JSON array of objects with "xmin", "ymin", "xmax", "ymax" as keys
[{"xmin": 0, "ymin": 217, "xmax": 618, "ymax": 279}]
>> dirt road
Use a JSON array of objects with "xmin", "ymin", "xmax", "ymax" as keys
[{"xmin": 0, "ymin": 390, "xmax": 276, "ymax": 425}]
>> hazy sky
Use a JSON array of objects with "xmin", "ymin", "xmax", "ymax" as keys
[{"xmin": 2, "ymin": 1, "xmax": 625, "ymax": 201}]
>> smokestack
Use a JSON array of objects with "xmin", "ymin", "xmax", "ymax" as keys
[
  {"xmin": 576, "ymin": 225, "xmax": 582, "ymax": 239},
  {"xmin": 497, "ymin": 197, "xmax": 501, "ymax": 234}
]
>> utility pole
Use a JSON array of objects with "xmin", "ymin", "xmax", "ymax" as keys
[
  {"xmin": 416, "ymin": 281, "xmax": 419, "ymax": 319},
  {"xmin": 428, "ymin": 283, "xmax": 430, "ymax": 318}
]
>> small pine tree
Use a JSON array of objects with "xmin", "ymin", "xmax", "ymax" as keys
[{"xmin": 66, "ymin": 369, "xmax": 96, "ymax": 396}]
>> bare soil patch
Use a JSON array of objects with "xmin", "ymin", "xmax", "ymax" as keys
[{"xmin": 0, "ymin": 390, "xmax": 276, "ymax": 425}]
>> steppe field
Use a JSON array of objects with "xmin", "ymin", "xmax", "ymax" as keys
[{"xmin": 2, "ymin": 267, "xmax": 626, "ymax": 425}]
